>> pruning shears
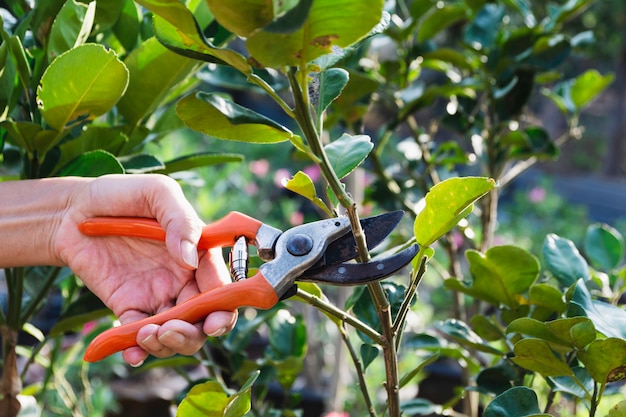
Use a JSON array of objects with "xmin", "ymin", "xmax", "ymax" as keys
[{"xmin": 78, "ymin": 211, "xmax": 418, "ymax": 362}]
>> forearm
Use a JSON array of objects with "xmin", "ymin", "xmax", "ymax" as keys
[{"xmin": 0, "ymin": 177, "xmax": 86, "ymax": 268}]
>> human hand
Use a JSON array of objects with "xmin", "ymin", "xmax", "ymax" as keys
[{"xmin": 54, "ymin": 174, "xmax": 237, "ymax": 366}]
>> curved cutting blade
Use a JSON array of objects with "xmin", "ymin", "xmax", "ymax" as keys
[
  {"xmin": 301, "ymin": 244, "xmax": 419, "ymax": 285},
  {"xmin": 313, "ymin": 210, "xmax": 405, "ymax": 268}
]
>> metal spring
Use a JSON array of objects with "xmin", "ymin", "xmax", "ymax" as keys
[{"xmin": 229, "ymin": 236, "xmax": 249, "ymax": 281}]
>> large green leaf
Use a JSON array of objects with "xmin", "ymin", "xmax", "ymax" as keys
[
  {"xmin": 47, "ymin": 0, "xmax": 96, "ymax": 61},
  {"xmin": 283, "ymin": 171, "xmax": 329, "ymax": 214},
  {"xmin": 57, "ymin": 126, "xmax": 128, "ymax": 170},
  {"xmin": 584, "ymin": 223, "xmax": 624, "ymax": 271},
  {"xmin": 506, "ymin": 317, "xmax": 596, "ymax": 351},
  {"xmin": 205, "ymin": 0, "xmax": 274, "ymax": 37},
  {"xmin": 567, "ymin": 279, "xmax": 626, "ymax": 339},
  {"xmin": 542, "ymin": 234, "xmax": 589, "ymax": 287},
  {"xmin": 577, "ymin": 339, "xmax": 626, "ymax": 384},
  {"xmin": 37, "ymin": 44, "xmax": 129, "ymax": 131},
  {"xmin": 418, "ymin": 3, "xmax": 469, "ymax": 43},
  {"xmin": 446, "ymin": 246, "xmax": 539, "ymax": 308},
  {"xmin": 117, "ymin": 37, "xmax": 198, "ymax": 127},
  {"xmin": 435, "ymin": 319, "xmax": 503, "ymax": 355},
  {"xmin": 246, "ymin": 0, "xmax": 384, "ymax": 67},
  {"xmin": 511, "ymin": 339, "xmax": 574, "ymax": 377},
  {"xmin": 57, "ymin": 150, "xmax": 124, "ymax": 177},
  {"xmin": 414, "ymin": 177, "xmax": 495, "ymax": 247},
  {"xmin": 483, "ymin": 387, "xmax": 551, "ymax": 417},
  {"xmin": 316, "ymin": 68, "xmax": 349, "ymax": 116},
  {"xmin": 325, "ymin": 134, "xmax": 373, "ymax": 179},
  {"xmin": 176, "ymin": 372, "xmax": 258, "ymax": 417},
  {"xmin": 608, "ymin": 401, "xmax": 626, "ymax": 417},
  {"xmin": 176, "ymin": 92, "xmax": 296, "ymax": 143},
  {"xmin": 135, "ymin": 0, "xmax": 251, "ymax": 73}
]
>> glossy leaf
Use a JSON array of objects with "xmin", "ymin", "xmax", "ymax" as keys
[
  {"xmin": 584, "ymin": 223, "xmax": 624, "ymax": 270},
  {"xmin": 117, "ymin": 37, "xmax": 198, "ymax": 127},
  {"xmin": 283, "ymin": 171, "xmax": 329, "ymax": 214},
  {"xmin": 317, "ymin": 68, "xmax": 349, "ymax": 116},
  {"xmin": 157, "ymin": 152, "xmax": 244, "ymax": 175},
  {"xmin": 476, "ymin": 362, "xmax": 517, "ymax": 395},
  {"xmin": 176, "ymin": 92, "xmax": 296, "ymax": 143},
  {"xmin": 445, "ymin": 245, "xmax": 539, "ymax": 308},
  {"xmin": 246, "ymin": 0, "xmax": 384, "ymax": 67},
  {"xmin": 47, "ymin": 0, "xmax": 96, "ymax": 61},
  {"xmin": 401, "ymin": 399, "xmax": 442, "ymax": 416},
  {"xmin": 578, "ymin": 338, "xmax": 626, "ymax": 383},
  {"xmin": 360, "ymin": 344, "xmax": 380, "ymax": 371},
  {"xmin": 463, "ymin": 4, "xmax": 504, "ymax": 49},
  {"xmin": 506, "ymin": 317, "xmax": 596, "ymax": 350},
  {"xmin": 325, "ymin": 134, "xmax": 373, "ymax": 179},
  {"xmin": 528, "ymin": 283, "xmax": 567, "ymax": 314},
  {"xmin": 205, "ymin": 0, "xmax": 274, "ymax": 37},
  {"xmin": 570, "ymin": 69, "xmax": 614, "ymax": 110},
  {"xmin": 0, "ymin": 40, "xmax": 17, "ymax": 119},
  {"xmin": 549, "ymin": 366, "xmax": 594, "ymax": 399},
  {"xmin": 119, "ymin": 154, "xmax": 164, "ymax": 173},
  {"xmin": 414, "ymin": 177, "xmax": 495, "ymax": 247},
  {"xmin": 542, "ymin": 234, "xmax": 589, "ymax": 287},
  {"xmin": 57, "ymin": 126, "xmax": 128, "ymax": 170},
  {"xmin": 435, "ymin": 319, "xmax": 503, "ymax": 355},
  {"xmin": 483, "ymin": 387, "xmax": 551, "ymax": 417},
  {"xmin": 135, "ymin": 0, "xmax": 251, "ymax": 73},
  {"xmin": 267, "ymin": 311, "xmax": 307, "ymax": 360},
  {"xmin": 568, "ymin": 279, "xmax": 626, "ymax": 339},
  {"xmin": 176, "ymin": 372, "xmax": 258, "ymax": 417},
  {"xmin": 57, "ymin": 150, "xmax": 124, "ymax": 177},
  {"xmin": 112, "ymin": 0, "xmax": 140, "ymax": 51},
  {"xmin": 511, "ymin": 339, "xmax": 574, "ymax": 377},
  {"xmin": 37, "ymin": 44, "xmax": 129, "ymax": 132},
  {"xmin": 470, "ymin": 315, "xmax": 504, "ymax": 341},
  {"xmin": 608, "ymin": 401, "xmax": 626, "ymax": 417}
]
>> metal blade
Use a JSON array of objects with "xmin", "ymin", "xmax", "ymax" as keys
[
  {"xmin": 314, "ymin": 210, "xmax": 405, "ymax": 268},
  {"xmin": 300, "ymin": 244, "xmax": 419, "ymax": 285}
]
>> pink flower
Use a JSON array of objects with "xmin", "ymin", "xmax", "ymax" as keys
[
  {"xmin": 249, "ymin": 159, "xmax": 270, "ymax": 177},
  {"xmin": 324, "ymin": 412, "xmax": 349, "ymax": 417},
  {"xmin": 303, "ymin": 164, "xmax": 321, "ymax": 182},
  {"xmin": 290, "ymin": 211, "xmax": 304, "ymax": 226},
  {"xmin": 528, "ymin": 186, "xmax": 546, "ymax": 203}
]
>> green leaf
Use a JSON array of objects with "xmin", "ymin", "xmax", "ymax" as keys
[
  {"xmin": 417, "ymin": 4, "xmax": 468, "ymax": 43},
  {"xmin": 246, "ymin": 0, "xmax": 384, "ymax": 67},
  {"xmin": 578, "ymin": 338, "xmax": 626, "ymax": 383},
  {"xmin": 316, "ymin": 68, "xmax": 349, "ymax": 116},
  {"xmin": 176, "ymin": 380, "xmax": 238, "ymax": 416},
  {"xmin": 119, "ymin": 154, "xmax": 164, "ymax": 173},
  {"xmin": 399, "ymin": 352, "xmax": 439, "ymax": 389},
  {"xmin": 157, "ymin": 152, "xmax": 244, "ymax": 175},
  {"xmin": 135, "ymin": 0, "xmax": 251, "ymax": 73},
  {"xmin": 512, "ymin": 339, "xmax": 574, "ymax": 377},
  {"xmin": 47, "ymin": 0, "xmax": 96, "ymax": 61},
  {"xmin": 360, "ymin": 344, "xmax": 380, "ymax": 371},
  {"xmin": 57, "ymin": 126, "xmax": 128, "ymax": 170},
  {"xmin": 447, "ymin": 245, "xmax": 539, "ymax": 308},
  {"xmin": 177, "ymin": 92, "xmax": 297, "ymax": 144},
  {"xmin": 476, "ymin": 363, "xmax": 517, "ymax": 395},
  {"xmin": 37, "ymin": 44, "xmax": 129, "ymax": 132},
  {"xmin": 567, "ymin": 279, "xmax": 626, "ymax": 339},
  {"xmin": 325, "ymin": 134, "xmax": 373, "ymax": 179},
  {"xmin": 401, "ymin": 399, "xmax": 442, "ymax": 416},
  {"xmin": 414, "ymin": 177, "xmax": 495, "ymax": 247},
  {"xmin": 608, "ymin": 401, "xmax": 626, "ymax": 417},
  {"xmin": 483, "ymin": 387, "xmax": 551, "ymax": 417},
  {"xmin": 463, "ymin": 4, "xmax": 504, "ymax": 49},
  {"xmin": 435, "ymin": 319, "xmax": 503, "ymax": 355},
  {"xmin": 584, "ymin": 223, "xmax": 624, "ymax": 270},
  {"xmin": 283, "ymin": 171, "xmax": 329, "ymax": 214},
  {"xmin": 0, "ymin": 35, "xmax": 18, "ymax": 119},
  {"xmin": 542, "ymin": 234, "xmax": 590, "ymax": 287},
  {"xmin": 112, "ymin": 0, "xmax": 140, "ymax": 51},
  {"xmin": 549, "ymin": 366, "xmax": 594, "ymax": 399},
  {"xmin": 506, "ymin": 317, "xmax": 596, "ymax": 350},
  {"xmin": 117, "ymin": 37, "xmax": 198, "ymax": 127},
  {"xmin": 57, "ymin": 150, "xmax": 125, "ymax": 177},
  {"xmin": 205, "ymin": 0, "xmax": 274, "ymax": 37},
  {"xmin": 267, "ymin": 310, "xmax": 307, "ymax": 359},
  {"xmin": 528, "ymin": 283, "xmax": 567, "ymax": 314},
  {"xmin": 470, "ymin": 314, "xmax": 505, "ymax": 341},
  {"xmin": 49, "ymin": 290, "xmax": 110, "ymax": 338}
]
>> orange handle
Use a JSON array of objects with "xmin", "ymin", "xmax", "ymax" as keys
[
  {"xmin": 78, "ymin": 211, "xmax": 264, "ymax": 250},
  {"xmin": 83, "ymin": 273, "xmax": 279, "ymax": 362}
]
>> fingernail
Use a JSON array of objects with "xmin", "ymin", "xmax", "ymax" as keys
[
  {"xmin": 140, "ymin": 334, "xmax": 154, "ymax": 345},
  {"xmin": 208, "ymin": 327, "xmax": 227, "ymax": 337},
  {"xmin": 160, "ymin": 330, "xmax": 184, "ymax": 345},
  {"xmin": 181, "ymin": 239, "xmax": 198, "ymax": 269},
  {"xmin": 130, "ymin": 360, "xmax": 144, "ymax": 368}
]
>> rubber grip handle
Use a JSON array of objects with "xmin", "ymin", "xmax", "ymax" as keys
[
  {"xmin": 83, "ymin": 273, "xmax": 279, "ymax": 362},
  {"xmin": 78, "ymin": 211, "xmax": 264, "ymax": 250}
]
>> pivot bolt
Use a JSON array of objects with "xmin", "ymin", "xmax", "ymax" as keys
[{"xmin": 286, "ymin": 234, "xmax": 313, "ymax": 256}]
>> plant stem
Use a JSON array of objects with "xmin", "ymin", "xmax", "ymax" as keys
[
  {"xmin": 288, "ymin": 68, "xmax": 401, "ymax": 416},
  {"xmin": 295, "ymin": 288, "xmax": 383, "ymax": 344},
  {"xmin": 392, "ymin": 255, "xmax": 427, "ymax": 348}
]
